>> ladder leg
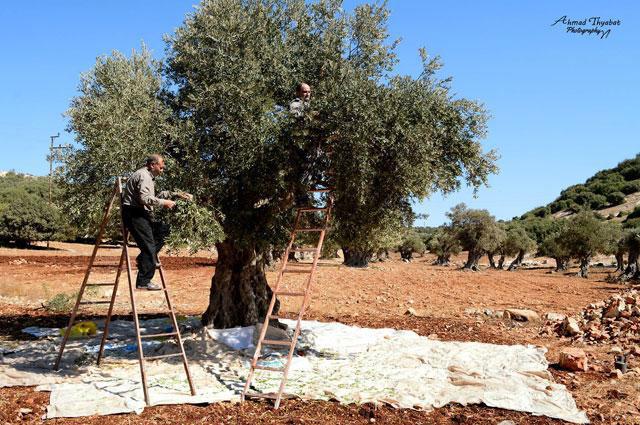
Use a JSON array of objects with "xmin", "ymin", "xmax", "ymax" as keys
[
  {"xmin": 54, "ymin": 183, "xmax": 119, "ymax": 370},
  {"xmin": 96, "ymin": 246, "xmax": 126, "ymax": 365},
  {"xmin": 157, "ymin": 264, "xmax": 197, "ymax": 396},
  {"xmin": 124, "ymin": 227, "xmax": 150, "ymax": 405}
]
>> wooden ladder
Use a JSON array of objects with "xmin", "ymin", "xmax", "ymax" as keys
[
  {"xmin": 241, "ymin": 186, "xmax": 334, "ymax": 408},
  {"xmin": 53, "ymin": 177, "xmax": 196, "ymax": 405}
]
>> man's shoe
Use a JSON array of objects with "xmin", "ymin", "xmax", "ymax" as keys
[{"xmin": 136, "ymin": 282, "xmax": 162, "ymax": 291}]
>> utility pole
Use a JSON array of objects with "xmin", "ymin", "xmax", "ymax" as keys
[
  {"xmin": 48, "ymin": 133, "xmax": 60, "ymax": 208},
  {"xmin": 47, "ymin": 133, "xmax": 71, "ymax": 248}
]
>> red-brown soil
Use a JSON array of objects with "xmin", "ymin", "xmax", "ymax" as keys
[{"xmin": 1, "ymin": 242, "xmax": 639, "ymax": 424}]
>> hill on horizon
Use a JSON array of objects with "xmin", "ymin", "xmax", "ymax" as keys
[{"xmin": 521, "ymin": 153, "xmax": 640, "ymax": 224}]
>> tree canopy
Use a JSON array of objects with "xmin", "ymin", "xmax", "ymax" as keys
[{"xmin": 62, "ymin": 0, "xmax": 498, "ymax": 328}]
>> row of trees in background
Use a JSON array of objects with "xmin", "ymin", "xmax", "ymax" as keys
[{"xmin": 394, "ymin": 203, "xmax": 640, "ymax": 281}]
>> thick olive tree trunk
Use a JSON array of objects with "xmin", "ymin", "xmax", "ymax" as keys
[
  {"xmin": 375, "ymin": 248, "xmax": 389, "ymax": 262},
  {"xmin": 576, "ymin": 256, "xmax": 591, "ymax": 278},
  {"xmin": 399, "ymin": 248, "xmax": 413, "ymax": 261},
  {"xmin": 615, "ymin": 250, "xmax": 625, "ymax": 273},
  {"xmin": 620, "ymin": 248, "xmax": 639, "ymax": 281},
  {"xmin": 202, "ymin": 240, "xmax": 278, "ymax": 328},
  {"xmin": 487, "ymin": 253, "xmax": 497, "ymax": 269},
  {"xmin": 497, "ymin": 254, "xmax": 506, "ymax": 269},
  {"xmin": 434, "ymin": 254, "xmax": 450, "ymax": 266},
  {"xmin": 553, "ymin": 257, "xmax": 569, "ymax": 271},
  {"xmin": 508, "ymin": 249, "xmax": 526, "ymax": 271},
  {"xmin": 462, "ymin": 250, "xmax": 482, "ymax": 271},
  {"xmin": 342, "ymin": 247, "xmax": 372, "ymax": 268}
]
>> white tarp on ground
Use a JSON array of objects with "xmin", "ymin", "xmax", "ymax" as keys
[{"xmin": 0, "ymin": 318, "xmax": 588, "ymax": 423}]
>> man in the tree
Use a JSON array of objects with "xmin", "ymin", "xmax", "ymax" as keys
[
  {"xmin": 121, "ymin": 154, "xmax": 190, "ymax": 290},
  {"xmin": 289, "ymin": 82, "xmax": 312, "ymax": 117}
]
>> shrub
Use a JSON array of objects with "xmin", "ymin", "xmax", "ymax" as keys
[
  {"xmin": 44, "ymin": 293, "xmax": 76, "ymax": 313},
  {"xmin": 0, "ymin": 194, "xmax": 63, "ymax": 247},
  {"xmin": 621, "ymin": 180, "xmax": 640, "ymax": 195},
  {"xmin": 574, "ymin": 192, "xmax": 607, "ymax": 209},
  {"xmin": 606, "ymin": 191, "xmax": 626, "ymax": 206},
  {"xmin": 621, "ymin": 164, "xmax": 640, "ymax": 181}
]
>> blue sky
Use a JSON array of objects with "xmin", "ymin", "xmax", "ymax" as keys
[{"xmin": 0, "ymin": 1, "xmax": 637, "ymax": 226}]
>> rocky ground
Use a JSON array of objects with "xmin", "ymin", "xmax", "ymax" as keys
[{"xmin": 1, "ymin": 242, "xmax": 639, "ymax": 424}]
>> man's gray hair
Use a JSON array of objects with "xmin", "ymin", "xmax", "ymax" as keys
[{"xmin": 146, "ymin": 154, "xmax": 163, "ymax": 166}]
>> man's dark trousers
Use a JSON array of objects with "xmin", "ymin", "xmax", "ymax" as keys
[{"xmin": 122, "ymin": 206, "xmax": 170, "ymax": 287}]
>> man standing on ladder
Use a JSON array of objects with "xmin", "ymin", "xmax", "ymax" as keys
[{"xmin": 121, "ymin": 154, "xmax": 190, "ymax": 290}]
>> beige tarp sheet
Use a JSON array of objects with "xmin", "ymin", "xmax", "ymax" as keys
[{"xmin": 0, "ymin": 319, "xmax": 588, "ymax": 423}]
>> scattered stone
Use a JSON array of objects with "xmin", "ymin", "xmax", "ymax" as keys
[
  {"xmin": 544, "ymin": 289, "xmax": 640, "ymax": 346},
  {"xmin": 589, "ymin": 364, "xmax": 604, "ymax": 373},
  {"xmin": 464, "ymin": 307, "xmax": 483, "ymax": 316},
  {"xmin": 497, "ymin": 420, "xmax": 516, "ymax": 425},
  {"xmin": 18, "ymin": 408, "xmax": 32, "ymax": 414},
  {"xmin": 544, "ymin": 312, "xmax": 566, "ymax": 322},
  {"xmin": 610, "ymin": 346, "xmax": 623, "ymax": 355},
  {"xmin": 8, "ymin": 258, "xmax": 28, "ymax": 265},
  {"xmin": 405, "ymin": 308, "xmax": 417, "ymax": 316},
  {"xmin": 561, "ymin": 317, "xmax": 582, "ymax": 337},
  {"xmin": 503, "ymin": 308, "xmax": 540, "ymax": 322},
  {"xmin": 603, "ymin": 298, "xmax": 626, "ymax": 319},
  {"xmin": 559, "ymin": 348, "xmax": 588, "ymax": 372},
  {"xmin": 427, "ymin": 333, "xmax": 439, "ymax": 340},
  {"xmin": 609, "ymin": 369, "xmax": 623, "ymax": 379}
]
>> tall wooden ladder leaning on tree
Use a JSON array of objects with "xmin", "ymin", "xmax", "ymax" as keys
[
  {"xmin": 242, "ymin": 148, "xmax": 335, "ymax": 408},
  {"xmin": 53, "ymin": 177, "xmax": 196, "ymax": 406}
]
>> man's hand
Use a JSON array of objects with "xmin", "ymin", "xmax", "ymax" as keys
[{"xmin": 164, "ymin": 200, "xmax": 177, "ymax": 209}]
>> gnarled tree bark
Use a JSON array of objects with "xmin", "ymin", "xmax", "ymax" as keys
[
  {"xmin": 507, "ymin": 249, "xmax": 525, "ymax": 271},
  {"xmin": 342, "ymin": 247, "xmax": 372, "ymax": 268},
  {"xmin": 202, "ymin": 239, "xmax": 279, "ymax": 328},
  {"xmin": 576, "ymin": 256, "xmax": 591, "ymax": 279},
  {"xmin": 553, "ymin": 256, "xmax": 569, "ymax": 271},
  {"xmin": 614, "ymin": 249, "xmax": 625, "ymax": 273},
  {"xmin": 434, "ymin": 255, "xmax": 450, "ymax": 266},
  {"xmin": 620, "ymin": 247, "xmax": 639, "ymax": 281},
  {"xmin": 462, "ymin": 250, "xmax": 483, "ymax": 271}
]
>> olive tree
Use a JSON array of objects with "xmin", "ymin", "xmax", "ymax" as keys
[
  {"xmin": 447, "ymin": 204, "xmax": 503, "ymax": 271},
  {"xmin": 64, "ymin": 0, "xmax": 496, "ymax": 328},
  {"xmin": 427, "ymin": 225, "xmax": 461, "ymax": 266},
  {"xmin": 166, "ymin": 0, "xmax": 496, "ymax": 326},
  {"xmin": 503, "ymin": 223, "xmax": 537, "ymax": 271},
  {"xmin": 560, "ymin": 211, "xmax": 621, "ymax": 278}
]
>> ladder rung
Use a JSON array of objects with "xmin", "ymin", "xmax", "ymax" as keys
[
  {"xmin": 275, "ymin": 291, "xmax": 306, "ymax": 297},
  {"xmin": 268, "ymin": 314, "xmax": 288, "ymax": 320},
  {"xmin": 86, "ymin": 283, "xmax": 115, "ymax": 287},
  {"xmin": 140, "ymin": 332, "xmax": 178, "ymax": 339},
  {"xmin": 79, "ymin": 301, "xmax": 111, "ymax": 305},
  {"xmin": 261, "ymin": 339, "xmax": 293, "ymax": 346},
  {"xmin": 144, "ymin": 353, "xmax": 184, "ymax": 361},
  {"xmin": 253, "ymin": 365, "xmax": 285, "ymax": 372},
  {"xmin": 295, "ymin": 228, "xmax": 324, "ymax": 232},
  {"xmin": 298, "ymin": 207, "xmax": 328, "ymax": 212},
  {"xmin": 283, "ymin": 268, "xmax": 312, "ymax": 274}
]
